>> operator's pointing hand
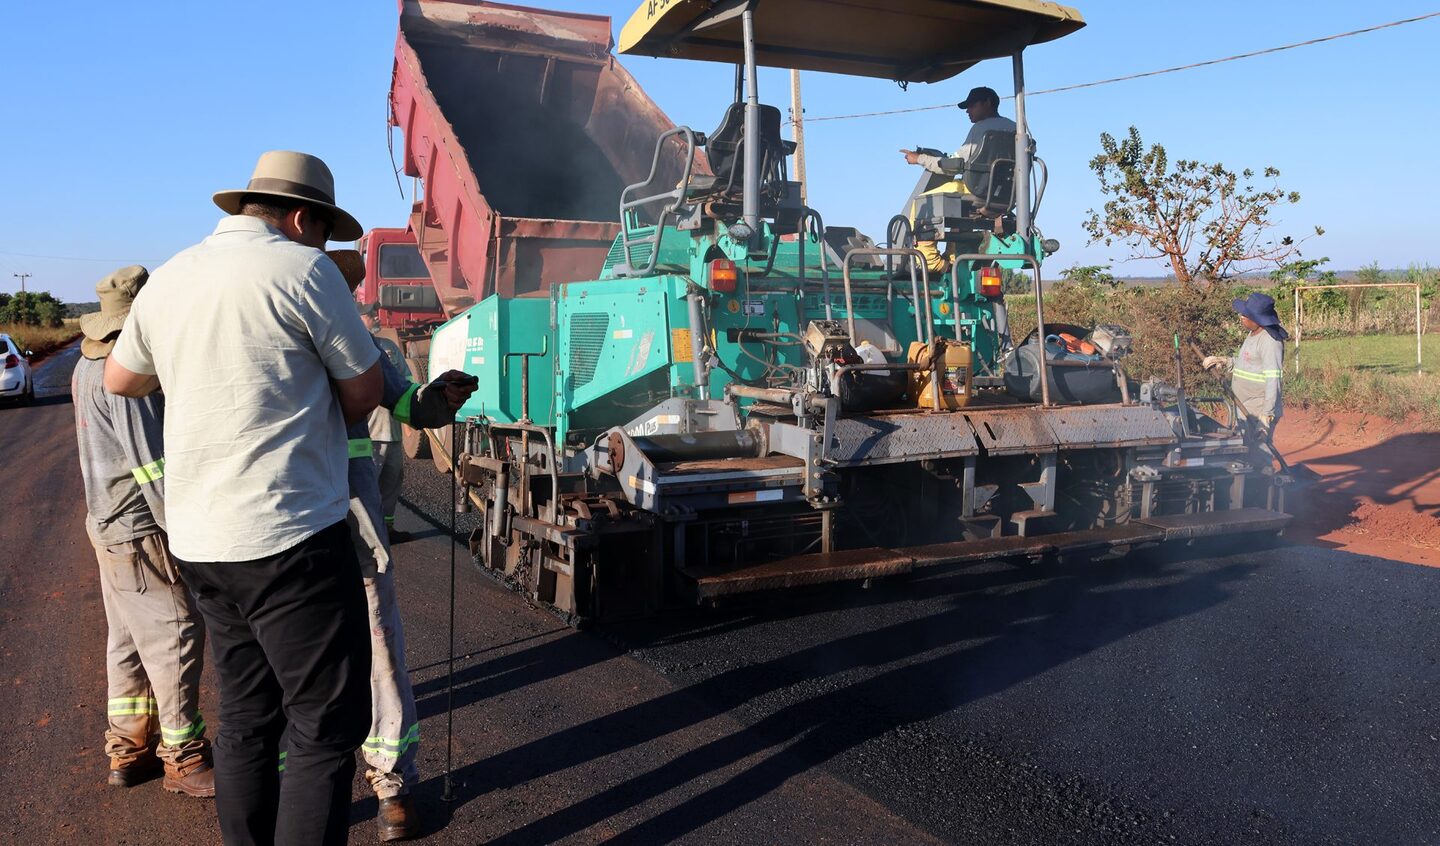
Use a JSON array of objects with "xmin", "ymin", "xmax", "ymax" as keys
[{"xmin": 900, "ymin": 149, "xmax": 922, "ymax": 165}]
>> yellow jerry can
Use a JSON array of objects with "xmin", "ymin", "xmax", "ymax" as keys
[{"xmin": 906, "ymin": 339, "xmax": 973, "ymax": 409}]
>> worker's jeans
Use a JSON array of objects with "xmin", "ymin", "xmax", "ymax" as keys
[
  {"xmin": 94, "ymin": 531, "xmax": 209, "ymax": 774},
  {"xmin": 177, "ymin": 522, "xmax": 371, "ymax": 846},
  {"xmin": 373, "ymin": 440, "xmax": 405, "ymax": 527}
]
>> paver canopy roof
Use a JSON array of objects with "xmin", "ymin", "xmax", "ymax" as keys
[{"xmin": 618, "ymin": 0, "xmax": 1085, "ymax": 84}]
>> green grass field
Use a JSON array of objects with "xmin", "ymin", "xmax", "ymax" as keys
[
  {"xmin": 1292, "ymin": 333, "xmax": 1439, "ymax": 375},
  {"xmin": 1285, "ymin": 334, "xmax": 1440, "ymax": 423}
]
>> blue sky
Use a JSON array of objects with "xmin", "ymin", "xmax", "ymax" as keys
[{"xmin": 3, "ymin": 1, "xmax": 1437, "ymax": 302}]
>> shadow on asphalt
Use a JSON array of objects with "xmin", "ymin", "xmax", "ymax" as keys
[{"xmin": 410, "ymin": 538, "xmax": 1262, "ymax": 844}]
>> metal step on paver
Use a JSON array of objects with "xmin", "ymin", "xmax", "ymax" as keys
[
  {"xmin": 681, "ymin": 521, "xmax": 1186, "ymax": 599},
  {"xmin": 1136, "ymin": 507, "xmax": 1292, "ymax": 540},
  {"xmin": 682, "ymin": 547, "xmax": 915, "ymax": 599}
]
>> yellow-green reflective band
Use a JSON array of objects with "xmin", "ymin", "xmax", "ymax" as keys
[
  {"xmin": 348, "ymin": 438, "xmax": 374, "ymax": 460},
  {"xmin": 108, "ymin": 696, "xmax": 158, "ymax": 716},
  {"xmin": 130, "ymin": 458, "xmax": 166, "ymax": 485},
  {"xmin": 161, "ymin": 716, "xmax": 206, "ymax": 744},
  {"xmin": 1233, "ymin": 370, "xmax": 1270, "ymax": 383},
  {"xmin": 393, "ymin": 383, "xmax": 419, "ymax": 425},
  {"xmin": 277, "ymin": 751, "xmax": 287, "ymax": 773},
  {"xmin": 362, "ymin": 724, "xmax": 420, "ymax": 757}
]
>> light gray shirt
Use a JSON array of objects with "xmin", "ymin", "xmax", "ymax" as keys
[
  {"xmin": 111, "ymin": 215, "xmax": 380, "ymax": 562},
  {"xmin": 72, "ymin": 355, "xmax": 167, "ymax": 546},
  {"xmin": 917, "ymin": 115, "xmax": 1018, "ymax": 199},
  {"xmin": 1231, "ymin": 330, "xmax": 1284, "ymax": 420}
]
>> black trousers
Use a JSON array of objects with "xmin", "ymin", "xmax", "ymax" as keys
[{"xmin": 178, "ymin": 521, "xmax": 371, "ymax": 846}]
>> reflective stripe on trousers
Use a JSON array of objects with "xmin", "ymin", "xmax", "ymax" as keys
[
  {"xmin": 130, "ymin": 457, "xmax": 166, "ymax": 485},
  {"xmin": 95, "ymin": 532, "xmax": 208, "ymax": 771}
]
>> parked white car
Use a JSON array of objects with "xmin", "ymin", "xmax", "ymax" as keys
[{"xmin": 0, "ymin": 334, "xmax": 35, "ymax": 405}]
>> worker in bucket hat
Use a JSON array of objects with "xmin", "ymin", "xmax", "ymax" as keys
[
  {"xmin": 1204, "ymin": 292, "xmax": 1290, "ymax": 437},
  {"xmin": 73, "ymin": 266, "xmax": 215, "ymax": 798}
]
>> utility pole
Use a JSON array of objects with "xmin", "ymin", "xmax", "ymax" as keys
[
  {"xmin": 789, "ymin": 69, "xmax": 808, "ymax": 208},
  {"xmin": 13, "ymin": 273, "xmax": 30, "ymax": 295}
]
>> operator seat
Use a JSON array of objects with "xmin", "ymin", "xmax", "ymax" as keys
[
  {"xmin": 687, "ymin": 101, "xmax": 796, "ymax": 203},
  {"xmin": 964, "ymin": 130, "xmax": 1020, "ymax": 216}
]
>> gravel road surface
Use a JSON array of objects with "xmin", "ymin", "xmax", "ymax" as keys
[{"xmin": 3, "ymin": 343, "xmax": 1436, "ymax": 844}]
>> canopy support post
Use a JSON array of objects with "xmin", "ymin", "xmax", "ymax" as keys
[
  {"xmin": 741, "ymin": 5, "xmax": 761, "ymax": 242},
  {"xmin": 1011, "ymin": 49, "xmax": 1032, "ymax": 247}
]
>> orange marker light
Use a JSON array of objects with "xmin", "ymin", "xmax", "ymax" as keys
[
  {"xmin": 708, "ymin": 259, "xmax": 738, "ymax": 293},
  {"xmin": 978, "ymin": 266, "xmax": 1003, "ymax": 299}
]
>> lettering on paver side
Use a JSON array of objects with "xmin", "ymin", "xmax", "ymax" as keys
[{"xmin": 626, "ymin": 414, "xmax": 681, "ymax": 437}]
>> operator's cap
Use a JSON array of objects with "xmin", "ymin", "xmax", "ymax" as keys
[
  {"xmin": 958, "ymin": 86, "xmax": 1001, "ymax": 109},
  {"xmin": 357, "ymin": 300, "xmax": 379, "ymax": 318}
]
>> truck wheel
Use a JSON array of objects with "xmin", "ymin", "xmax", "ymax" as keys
[
  {"xmin": 430, "ymin": 425, "xmax": 454, "ymax": 475},
  {"xmin": 402, "ymin": 423, "xmax": 431, "ymax": 460}
]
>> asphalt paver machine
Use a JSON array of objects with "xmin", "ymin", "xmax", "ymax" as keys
[{"xmin": 432, "ymin": 0, "xmax": 1292, "ymax": 622}]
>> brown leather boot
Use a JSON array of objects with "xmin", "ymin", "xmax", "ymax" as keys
[
  {"xmin": 107, "ymin": 757, "xmax": 162, "ymax": 787},
  {"xmin": 377, "ymin": 794, "xmax": 418, "ymax": 842},
  {"xmin": 163, "ymin": 762, "xmax": 216, "ymax": 798}
]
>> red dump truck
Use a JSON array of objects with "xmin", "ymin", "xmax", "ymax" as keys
[{"xmin": 359, "ymin": 0, "xmax": 697, "ymax": 460}]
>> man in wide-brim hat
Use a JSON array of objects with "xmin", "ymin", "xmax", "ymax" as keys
[
  {"xmin": 212, "ymin": 150, "xmax": 363, "ymax": 243},
  {"xmin": 105, "ymin": 150, "xmax": 384, "ymax": 845},
  {"xmin": 74, "ymin": 265, "xmax": 216, "ymax": 798},
  {"xmin": 1204, "ymin": 291, "xmax": 1290, "ymax": 437}
]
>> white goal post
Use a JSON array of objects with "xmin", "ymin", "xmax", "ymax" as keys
[{"xmin": 1292, "ymin": 283, "xmax": 1423, "ymax": 375}]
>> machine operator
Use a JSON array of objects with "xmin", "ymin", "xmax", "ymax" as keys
[{"xmin": 899, "ymin": 85, "xmax": 1018, "ymax": 274}]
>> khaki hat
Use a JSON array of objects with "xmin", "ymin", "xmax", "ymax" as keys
[
  {"xmin": 325, "ymin": 249, "xmax": 366, "ymax": 290},
  {"xmin": 213, "ymin": 151, "xmax": 362, "ymax": 242},
  {"xmin": 80, "ymin": 266, "xmax": 148, "ymax": 358}
]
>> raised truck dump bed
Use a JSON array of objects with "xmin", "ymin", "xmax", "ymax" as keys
[{"xmin": 390, "ymin": 0, "xmax": 695, "ymax": 313}]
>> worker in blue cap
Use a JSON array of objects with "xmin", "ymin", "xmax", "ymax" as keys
[{"xmin": 1203, "ymin": 292, "xmax": 1290, "ymax": 438}]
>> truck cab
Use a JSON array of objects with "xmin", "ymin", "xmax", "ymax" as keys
[{"xmin": 357, "ymin": 227, "xmax": 443, "ymax": 335}]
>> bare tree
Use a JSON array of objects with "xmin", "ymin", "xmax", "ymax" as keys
[{"xmin": 1082, "ymin": 126, "xmax": 1321, "ymax": 287}]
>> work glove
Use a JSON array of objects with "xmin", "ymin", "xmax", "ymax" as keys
[
  {"xmin": 1202, "ymin": 355, "xmax": 1231, "ymax": 371},
  {"xmin": 1260, "ymin": 415, "xmax": 1275, "ymax": 432},
  {"xmin": 408, "ymin": 370, "xmax": 479, "ymax": 429}
]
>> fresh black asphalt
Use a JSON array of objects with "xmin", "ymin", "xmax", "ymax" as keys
[{"xmin": 404, "ymin": 451, "xmax": 1440, "ymax": 845}]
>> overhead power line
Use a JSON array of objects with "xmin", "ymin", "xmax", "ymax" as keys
[
  {"xmin": 806, "ymin": 11, "xmax": 1440, "ymax": 123},
  {"xmin": 0, "ymin": 249, "xmax": 165, "ymax": 264}
]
